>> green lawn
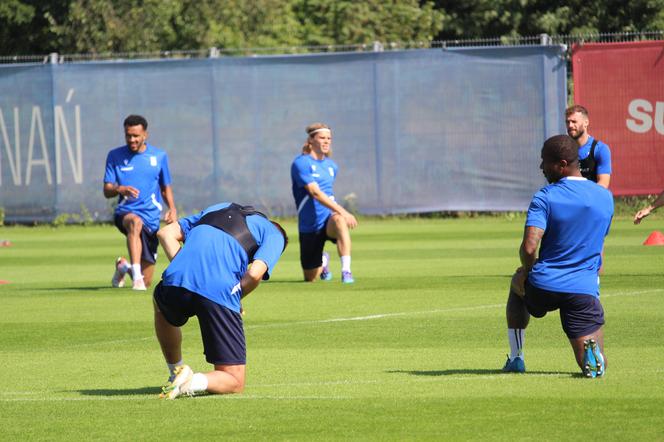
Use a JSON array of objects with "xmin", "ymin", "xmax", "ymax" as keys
[{"xmin": 0, "ymin": 217, "xmax": 662, "ymax": 440}]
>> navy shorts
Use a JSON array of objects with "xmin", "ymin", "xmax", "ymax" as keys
[
  {"xmin": 153, "ymin": 282, "xmax": 246, "ymax": 365},
  {"xmin": 299, "ymin": 217, "xmax": 337, "ymax": 270},
  {"xmin": 114, "ymin": 214, "xmax": 159, "ymax": 264},
  {"xmin": 524, "ymin": 280, "xmax": 605, "ymax": 339}
]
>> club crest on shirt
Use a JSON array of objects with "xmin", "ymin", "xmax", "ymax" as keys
[
  {"xmin": 328, "ymin": 167, "xmax": 334, "ymax": 177},
  {"xmin": 150, "ymin": 156, "xmax": 157, "ymax": 167}
]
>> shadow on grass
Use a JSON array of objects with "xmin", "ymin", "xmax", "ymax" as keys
[
  {"xmin": 77, "ymin": 387, "xmax": 160, "ymax": 396},
  {"xmin": 33, "ymin": 286, "xmax": 112, "ymax": 292},
  {"xmin": 388, "ymin": 369, "xmax": 574, "ymax": 377}
]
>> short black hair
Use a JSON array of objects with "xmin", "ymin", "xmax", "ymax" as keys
[
  {"xmin": 542, "ymin": 134, "xmax": 578, "ymax": 165},
  {"xmin": 123, "ymin": 114, "xmax": 148, "ymax": 130}
]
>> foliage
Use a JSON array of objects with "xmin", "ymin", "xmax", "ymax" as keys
[
  {"xmin": 293, "ymin": 0, "xmax": 443, "ymax": 46},
  {"xmin": 51, "ymin": 204, "xmax": 95, "ymax": 227},
  {"xmin": 0, "ymin": 0, "xmax": 445, "ymax": 55},
  {"xmin": 431, "ymin": 0, "xmax": 664, "ymax": 40},
  {"xmin": 10, "ymin": 0, "xmax": 664, "ymax": 56}
]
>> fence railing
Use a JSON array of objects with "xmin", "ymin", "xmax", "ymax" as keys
[{"xmin": 1, "ymin": 31, "xmax": 662, "ymax": 65}]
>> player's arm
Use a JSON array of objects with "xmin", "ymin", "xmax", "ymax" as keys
[
  {"xmin": 304, "ymin": 181, "xmax": 358, "ymax": 229},
  {"xmin": 513, "ymin": 226, "xmax": 544, "ymax": 295},
  {"xmin": 634, "ymin": 189, "xmax": 664, "ymax": 224},
  {"xmin": 511, "ymin": 226, "xmax": 544, "ymax": 296},
  {"xmin": 156, "ymin": 221, "xmax": 184, "ymax": 261},
  {"xmin": 240, "ymin": 260, "xmax": 268, "ymax": 299},
  {"xmin": 103, "ymin": 182, "xmax": 139, "ymax": 199},
  {"xmin": 595, "ymin": 145, "xmax": 611, "ymax": 189},
  {"xmin": 596, "ymin": 174, "xmax": 610, "ymax": 189},
  {"xmin": 519, "ymin": 226, "xmax": 544, "ymax": 271},
  {"xmin": 160, "ymin": 184, "xmax": 177, "ymax": 224}
]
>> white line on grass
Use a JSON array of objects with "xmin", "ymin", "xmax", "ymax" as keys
[
  {"xmin": 246, "ymin": 288, "xmax": 664, "ymax": 330},
  {"xmin": 65, "ymin": 288, "xmax": 664, "ymax": 347},
  {"xmin": 246, "ymin": 303, "xmax": 505, "ymax": 330}
]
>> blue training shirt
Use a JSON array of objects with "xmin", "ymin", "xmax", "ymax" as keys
[
  {"xmin": 161, "ymin": 203, "xmax": 285, "ymax": 313},
  {"xmin": 104, "ymin": 143, "xmax": 172, "ymax": 233},
  {"xmin": 579, "ymin": 135, "xmax": 611, "ymax": 176},
  {"xmin": 526, "ymin": 177, "xmax": 614, "ymax": 297},
  {"xmin": 291, "ymin": 154, "xmax": 339, "ymax": 233}
]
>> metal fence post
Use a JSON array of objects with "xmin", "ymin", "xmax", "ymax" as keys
[{"xmin": 539, "ymin": 34, "xmax": 551, "ymax": 45}]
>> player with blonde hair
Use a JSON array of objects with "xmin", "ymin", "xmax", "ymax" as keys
[{"xmin": 290, "ymin": 123, "xmax": 357, "ymax": 283}]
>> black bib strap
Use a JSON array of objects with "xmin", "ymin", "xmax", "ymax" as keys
[
  {"xmin": 192, "ymin": 203, "xmax": 267, "ymax": 260},
  {"xmin": 579, "ymin": 139, "xmax": 599, "ymax": 182}
]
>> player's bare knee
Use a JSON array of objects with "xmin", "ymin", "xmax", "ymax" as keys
[
  {"xmin": 232, "ymin": 381, "xmax": 245, "ymax": 393},
  {"xmin": 331, "ymin": 213, "xmax": 346, "ymax": 229}
]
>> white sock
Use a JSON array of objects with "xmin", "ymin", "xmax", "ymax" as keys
[
  {"xmin": 321, "ymin": 253, "xmax": 329, "ymax": 268},
  {"xmin": 340, "ymin": 255, "xmax": 351, "ymax": 272},
  {"xmin": 131, "ymin": 264, "xmax": 143, "ymax": 280},
  {"xmin": 508, "ymin": 328, "xmax": 525, "ymax": 360},
  {"xmin": 189, "ymin": 373, "xmax": 209, "ymax": 393},
  {"xmin": 167, "ymin": 360, "xmax": 183, "ymax": 379}
]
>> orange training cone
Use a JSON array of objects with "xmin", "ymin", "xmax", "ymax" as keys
[{"xmin": 643, "ymin": 231, "xmax": 664, "ymax": 246}]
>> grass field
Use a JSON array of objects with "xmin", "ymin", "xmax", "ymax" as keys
[{"xmin": 0, "ymin": 216, "xmax": 663, "ymax": 440}]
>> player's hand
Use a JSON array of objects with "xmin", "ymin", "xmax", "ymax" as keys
[
  {"xmin": 118, "ymin": 185, "xmax": 140, "ymax": 199},
  {"xmin": 634, "ymin": 207, "xmax": 652, "ymax": 225},
  {"xmin": 164, "ymin": 208, "xmax": 177, "ymax": 224},
  {"xmin": 510, "ymin": 267, "xmax": 526, "ymax": 297},
  {"xmin": 344, "ymin": 212, "xmax": 358, "ymax": 229}
]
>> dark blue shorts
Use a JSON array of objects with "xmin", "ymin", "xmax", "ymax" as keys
[
  {"xmin": 299, "ymin": 216, "xmax": 337, "ymax": 270},
  {"xmin": 114, "ymin": 214, "xmax": 159, "ymax": 264},
  {"xmin": 153, "ymin": 282, "xmax": 246, "ymax": 365},
  {"xmin": 524, "ymin": 280, "xmax": 605, "ymax": 339}
]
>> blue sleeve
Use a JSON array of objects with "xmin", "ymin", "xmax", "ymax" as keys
[
  {"xmin": 291, "ymin": 157, "xmax": 313, "ymax": 188},
  {"xmin": 159, "ymin": 152, "xmax": 172, "ymax": 186},
  {"xmin": 249, "ymin": 217, "xmax": 284, "ymax": 281},
  {"xmin": 103, "ymin": 151, "xmax": 117, "ymax": 184},
  {"xmin": 525, "ymin": 190, "xmax": 548, "ymax": 231},
  {"xmin": 595, "ymin": 143, "xmax": 612, "ymax": 175},
  {"xmin": 178, "ymin": 210, "xmax": 203, "ymax": 241}
]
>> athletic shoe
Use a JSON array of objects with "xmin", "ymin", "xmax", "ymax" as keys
[
  {"xmin": 320, "ymin": 252, "xmax": 332, "ymax": 281},
  {"xmin": 502, "ymin": 355, "xmax": 526, "ymax": 373},
  {"xmin": 132, "ymin": 278, "xmax": 147, "ymax": 291},
  {"xmin": 583, "ymin": 339, "xmax": 605, "ymax": 378},
  {"xmin": 160, "ymin": 365, "xmax": 194, "ymax": 399},
  {"xmin": 341, "ymin": 271, "xmax": 354, "ymax": 284},
  {"xmin": 111, "ymin": 257, "xmax": 128, "ymax": 288}
]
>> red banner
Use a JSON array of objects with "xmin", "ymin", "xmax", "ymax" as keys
[{"xmin": 573, "ymin": 40, "xmax": 664, "ymax": 195}]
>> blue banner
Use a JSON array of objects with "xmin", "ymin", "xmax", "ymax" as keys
[{"xmin": 0, "ymin": 46, "xmax": 566, "ymax": 222}]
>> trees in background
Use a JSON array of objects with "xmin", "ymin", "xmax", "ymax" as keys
[
  {"xmin": 0, "ymin": 0, "xmax": 662, "ymax": 56},
  {"xmin": 431, "ymin": 0, "xmax": 664, "ymax": 39}
]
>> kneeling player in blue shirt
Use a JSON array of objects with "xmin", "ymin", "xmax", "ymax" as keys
[
  {"xmin": 153, "ymin": 202, "xmax": 288, "ymax": 398},
  {"xmin": 103, "ymin": 115, "xmax": 177, "ymax": 291},
  {"xmin": 503, "ymin": 135, "xmax": 613, "ymax": 378},
  {"xmin": 291, "ymin": 123, "xmax": 358, "ymax": 283}
]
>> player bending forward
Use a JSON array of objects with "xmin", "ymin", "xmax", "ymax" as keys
[{"xmin": 153, "ymin": 202, "xmax": 287, "ymax": 398}]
